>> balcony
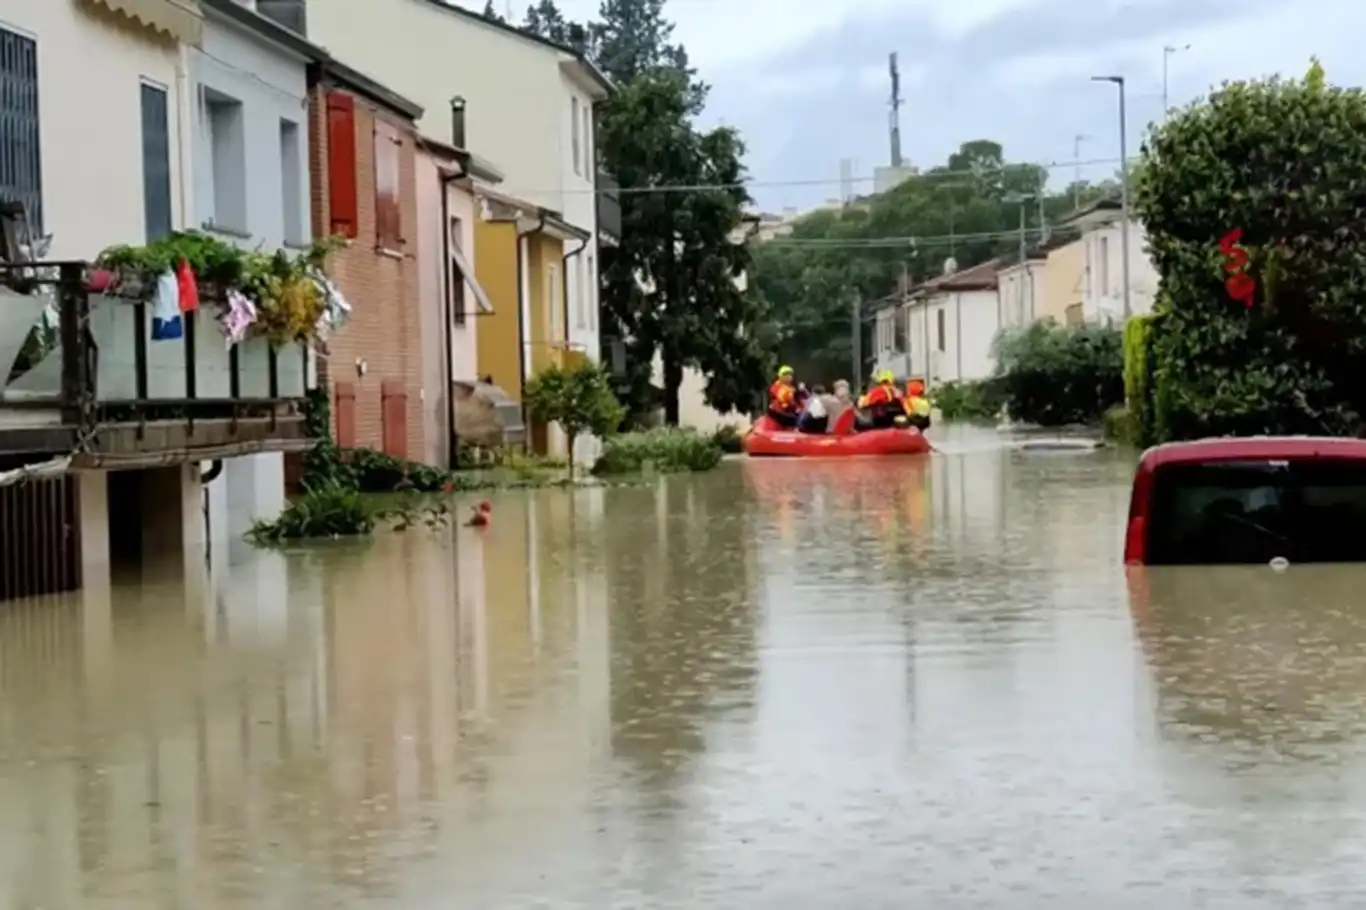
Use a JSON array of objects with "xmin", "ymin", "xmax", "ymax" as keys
[
  {"xmin": 596, "ymin": 171, "xmax": 621, "ymax": 247},
  {"xmin": 0, "ymin": 261, "xmax": 310, "ymax": 466}
]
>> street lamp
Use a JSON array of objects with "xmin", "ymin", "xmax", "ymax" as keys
[
  {"xmin": 1162, "ymin": 43, "xmax": 1191, "ymax": 117},
  {"xmin": 1092, "ymin": 75, "xmax": 1131, "ymax": 320}
]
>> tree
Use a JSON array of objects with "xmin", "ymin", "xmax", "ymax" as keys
[
  {"xmin": 1136, "ymin": 60, "xmax": 1366, "ymax": 440},
  {"xmin": 523, "ymin": 360, "xmax": 625, "ymax": 472},
  {"xmin": 481, "ymin": 0, "xmax": 504, "ymax": 21}
]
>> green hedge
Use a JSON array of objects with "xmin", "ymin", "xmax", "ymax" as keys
[
  {"xmin": 993, "ymin": 321, "xmax": 1124, "ymax": 426},
  {"xmin": 1122, "ymin": 314, "xmax": 1156, "ymax": 446},
  {"xmin": 934, "ymin": 379, "xmax": 1004, "ymax": 421},
  {"xmin": 593, "ymin": 427, "xmax": 722, "ymax": 475},
  {"xmin": 1137, "ymin": 61, "xmax": 1366, "ymax": 440}
]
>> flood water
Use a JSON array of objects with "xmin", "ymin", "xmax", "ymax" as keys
[{"xmin": 6, "ymin": 424, "xmax": 1366, "ymax": 907}]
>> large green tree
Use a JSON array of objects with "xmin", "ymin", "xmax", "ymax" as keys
[
  {"xmin": 522, "ymin": 0, "xmax": 770, "ymax": 420},
  {"xmin": 749, "ymin": 141, "xmax": 1115, "ymax": 384}
]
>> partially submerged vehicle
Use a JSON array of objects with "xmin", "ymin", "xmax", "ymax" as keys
[{"xmin": 1124, "ymin": 436, "xmax": 1366, "ymax": 565}]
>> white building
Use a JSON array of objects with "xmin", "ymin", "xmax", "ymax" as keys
[
  {"xmin": 1062, "ymin": 197, "xmax": 1159, "ymax": 324},
  {"xmin": 304, "ymin": 0, "xmax": 612, "ymax": 460},
  {"xmin": 875, "ymin": 259, "xmax": 1004, "ymax": 385},
  {"xmin": 995, "ymin": 254, "xmax": 1047, "ymax": 331}
]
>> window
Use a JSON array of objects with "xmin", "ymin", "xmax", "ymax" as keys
[
  {"xmin": 571, "ymin": 97, "xmax": 580, "ymax": 175},
  {"xmin": 1098, "ymin": 235, "xmax": 1110, "ymax": 295},
  {"xmin": 374, "ymin": 119, "xmax": 402, "ymax": 250},
  {"xmin": 279, "ymin": 118, "xmax": 303, "ymax": 245},
  {"xmin": 326, "ymin": 91, "xmax": 358, "ymax": 238},
  {"xmin": 583, "ymin": 103, "xmax": 592, "ymax": 171},
  {"xmin": 1145, "ymin": 460, "xmax": 1366, "ymax": 565},
  {"xmin": 140, "ymin": 82, "xmax": 172, "ymax": 241},
  {"xmin": 203, "ymin": 89, "xmax": 246, "ymax": 232},
  {"xmin": 449, "ymin": 216, "xmax": 465, "ymax": 325},
  {"xmin": 547, "ymin": 264, "xmax": 562, "ymax": 343},
  {"xmin": 936, "ymin": 308, "xmax": 946, "ymax": 351},
  {"xmin": 0, "ymin": 28, "xmax": 41, "ymax": 232}
]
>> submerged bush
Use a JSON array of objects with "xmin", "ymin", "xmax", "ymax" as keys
[
  {"xmin": 993, "ymin": 321, "xmax": 1123, "ymax": 426},
  {"xmin": 933, "ymin": 379, "xmax": 1004, "ymax": 422},
  {"xmin": 247, "ymin": 484, "xmax": 375, "ymax": 543},
  {"xmin": 593, "ymin": 427, "xmax": 722, "ymax": 475},
  {"xmin": 1138, "ymin": 60, "xmax": 1366, "ymax": 440},
  {"xmin": 712, "ymin": 424, "xmax": 744, "ymax": 454}
]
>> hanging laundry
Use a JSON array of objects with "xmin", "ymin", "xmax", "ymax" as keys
[
  {"xmin": 175, "ymin": 258, "xmax": 199, "ymax": 313},
  {"xmin": 150, "ymin": 269, "xmax": 182, "ymax": 340},
  {"xmin": 311, "ymin": 270, "xmax": 351, "ymax": 339},
  {"xmin": 221, "ymin": 289, "xmax": 257, "ymax": 346}
]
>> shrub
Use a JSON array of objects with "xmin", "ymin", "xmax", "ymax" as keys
[
  {"xmin": 1137, "ymin": 60, "xmax": 1366, "ymax": 440},
  {"xmin": 524, "ymin": 360, "xmax": 625, "ymax": 472},
  {"xmin": 1123, "ymin": 315, "xmax": 1157, "ymax": 446},
  {"xmin": 1102, "ymin": 404, "xmax": 1140, "ymax": 446},
  {"xmin": 934, "ymin": 379, "xmax": 1004, "ymax": 422},
  {"xmin": 993, "ymin": 321, "xmax": 1123, "ymax": 426},
  {"xmin": 712, "ymin": 424, "xmax": 744, "ymax": 454},
  {"xmin": 593, "ymin": 427, "xmax": 722, "ymax": 475},
  {"xmin": 247, "ymin": 483, "xmax": 375, "ymax": 543}
]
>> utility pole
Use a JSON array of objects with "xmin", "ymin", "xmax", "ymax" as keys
[
  {"xmin": 888, "ymin": 52, "xmax": 902, "ymax": 168},
  {"xmin": 1017, "ymin": 203, "xmax": 1027, "ymax": 262},
  {"xmin": 1092, "ymin": 75, "xmax": 1132, "ymax": 319},
  {"xmin": 1072, "ymin": 134, "xmax": 1087, "ymax": 207},
  {"xmin": 851, "ymin": 291, "xmax": 863, "ymax": 383}
]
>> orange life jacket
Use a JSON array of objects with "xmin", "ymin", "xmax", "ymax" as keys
[{"xmin": 769, "ymin": 380, "xmax": 796, "ymax": 412}]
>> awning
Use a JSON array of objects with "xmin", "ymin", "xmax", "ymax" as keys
[
  {"xmin": 82, "ymin": 0, "xmax": 203, "ymax": 44},
  {"xmin": 450, "ymin": 243, "xmax": 494, "ymax": 315}
]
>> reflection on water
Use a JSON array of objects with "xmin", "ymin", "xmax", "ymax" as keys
[{"xmin": 6, "ymin": 425, "xmax": 1366, "ymax": 905}]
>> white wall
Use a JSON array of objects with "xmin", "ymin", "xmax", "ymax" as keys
[
  {"xmin": 190, "ymin": 12, "xmax": 310, "ymax": 534},
  {"xmin": 913, "ymin": 290, "xmax": 999, "ymax": 384},
  {"xmin": 1082, "ymin": 219, "xmax": 1159, "ymax": 324},
  {"xmin": 0, "ymin": 1, "xmax": 185, "ymax": 258},
  {"xmin": 997, "ymin": 262, "xmax": 1045, "ymax": 329}
]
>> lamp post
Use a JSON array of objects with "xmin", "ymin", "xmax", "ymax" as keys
[
  {"xmin": 1162, "ymin": 44, "xmax": 1190, "ymax": 118},
  {"xmin": 1092, "ymin": 75, "xmax": 1131, "ymax": 320}
]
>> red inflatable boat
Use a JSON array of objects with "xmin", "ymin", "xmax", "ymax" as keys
[{"xmin": 743, "ymin": 412, "xmax": 931, "ymax": 457}]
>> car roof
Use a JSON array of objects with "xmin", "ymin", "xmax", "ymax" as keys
[{"xmin": 1137, "ymin": 436, "xmax": 1366, "ymax": 471}]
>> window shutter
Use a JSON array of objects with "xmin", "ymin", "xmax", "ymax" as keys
[{"xmin": 326, "ymin": 91, "xmax": 357, "ymax": 238}]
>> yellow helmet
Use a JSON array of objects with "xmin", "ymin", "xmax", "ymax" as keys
[
  {"xmin": 877, "ymin": 369, "xmax": 894, "ymax": 383},
  {"xmin": 778, "ymin": 365, "xmax": 793, "ymax": 377}
]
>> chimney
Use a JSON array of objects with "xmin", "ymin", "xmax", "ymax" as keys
[{"xmin": 450, "ymin": 96, "xmax": 466, "ymax": 149}]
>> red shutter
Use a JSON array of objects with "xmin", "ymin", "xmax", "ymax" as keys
[
  {"xmin": 381, "ymin": 380, "xmax": 408, "ymax": 459},
  {"xmin": 334, "ymin": 381, "xmax": 357, "ymax": 448},
  {"xmin": 326, "ymin": 91, "xmax": 358, "ymax": 239}
]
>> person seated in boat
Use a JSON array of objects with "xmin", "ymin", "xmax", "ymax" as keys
[
  {"xmin": 798, "ymin": 384, "xmax": 829, "ymax": 434},
  {"xmin": 856, "ymin": 370, "xmax": 903, "ymax": 429},
  {"xmin": 903, "ymin": 378, "xmax": 932, "ymax": 430},
  {"xmin": 767, "ymin": 365, "xmax": 800, "ymax": 427}
]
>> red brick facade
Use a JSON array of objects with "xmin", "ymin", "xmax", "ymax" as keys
[{"xmin": 307, "ymin": 78, "xmax": 423, "ymax": 461}]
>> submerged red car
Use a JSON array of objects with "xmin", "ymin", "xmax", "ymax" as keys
[{"xmin": 1124, "ymin": 436, "xmax": 1366, "ymax": 565}]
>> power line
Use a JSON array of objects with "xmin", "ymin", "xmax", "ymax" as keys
[
  {"xmin": 546, "ymin": 154, "xmax": 1132, "ymax": 196},
  {"xmin": 758, "ymin": 226, "xmax": 1073, "ymax": 249}
]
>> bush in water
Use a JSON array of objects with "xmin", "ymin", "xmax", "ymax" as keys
[
  {"xmin": 247, "ymin": 483, "xmax": 376, "ymax": 543},
  {"xmin": 934, "ymin": 379, "xmax": 1005, "ymax": 422},
  {"xmin": 593, "ymin": 427, "xmax": 723, "ymax": 475},
  {"xmin": 524, "ymin": 361, "xmax": 626, "ymax": 473},
  {"xmin": 1137, "ymin": 59, "xmax": 1366, "ymax": 440},
  {"xmin": 992, "ymin": 321, "xmax": 1123, "ymax": 426},
  {"xmin": 712, "ymin": 424, "xmax": 744, "ymax": 454}
]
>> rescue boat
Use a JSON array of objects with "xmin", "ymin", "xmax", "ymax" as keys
[{"xmin": 743, "ymin": 411, "xmax": 931, "ymax": 457}]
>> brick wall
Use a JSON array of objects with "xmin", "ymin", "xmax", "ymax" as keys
[{"xmin": 308, "ymin": 82, "xmax": 424, "ymax": 461}]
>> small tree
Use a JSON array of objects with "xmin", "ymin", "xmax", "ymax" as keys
[{"xmin": 524, "ymin": 360, "xmax": 625, "ymax": 473}]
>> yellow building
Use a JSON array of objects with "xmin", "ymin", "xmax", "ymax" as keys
[
  {"xmin": 1039, "ymin": 236, "xmax": 1086, "ymax": 326},
  {"xmin": 473, "ymin": 188, "xmax": 591, "ymax": 454}
]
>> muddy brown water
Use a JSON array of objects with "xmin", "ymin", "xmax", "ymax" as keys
[{"xmin": 4, "ymin": 425, "xmax": 1366, "ymax": 907}]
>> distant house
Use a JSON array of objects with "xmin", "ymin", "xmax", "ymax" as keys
[
  {"xmin": 1038, "ymin": 235, "xmax": 1086, "ymax": 326},
  {"xmin": 901, "ymin": 259, "xmax": 1004, "ymax": 384},
  {"xmin": 996, "ymin": 252, "xmax": 1048, "ymax": 330},
  {"xmin": 1055, "ymin": 197, "xmax": 1159, "ymax": 324}
]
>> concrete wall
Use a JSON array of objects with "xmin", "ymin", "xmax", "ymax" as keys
[
  {"xmin": 916, "ymin": 289, "xmax": 1000, "ymax": 384},
  {"xmin": 997, "ymin": 261, "xmax": 1045, "ymax": 329},
  {"xmin": 1082, "ymin": 219, "xmax": 1159, "ymax": 324},
  {"xmin": 1041, "ymin": 238, "xmax": 1085, "ymax": 325},
  {"xmin": 0, "ymin": 0, "xmax": 185, "ymax": 258}
]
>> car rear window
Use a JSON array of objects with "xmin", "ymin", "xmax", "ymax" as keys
[{"xmin": 1145, "ymin": 459, "xmax": 1366, "ymax": 564}]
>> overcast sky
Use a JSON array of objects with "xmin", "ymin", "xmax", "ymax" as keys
[{"xmin": 457, "ymin": 0, "xmax": 1358, "ymax": 212}]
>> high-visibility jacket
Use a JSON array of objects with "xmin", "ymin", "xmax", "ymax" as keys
[
  {"xmin": 769, "ymin": 380, "xmax": 797, "ymax": 412},
  {"xmin": 858, "ymin": 383, "xmax": 900, "ymax": 409},
  {"xmin": 905, "ymin": 395, "xmax": 931, "ymax": 417}
]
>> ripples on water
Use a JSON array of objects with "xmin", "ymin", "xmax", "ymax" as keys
[{"xmin": 5, "ymin": 425, "xmax": 1366, "ymax": 906}]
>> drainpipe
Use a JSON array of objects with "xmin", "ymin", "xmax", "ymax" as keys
[
  {"xmin": 516, "ymin": 213, "xmax": 548, "ymax": 413},
  {"xmin": 439, "ymin": 159, "xmax": 468, "ymax": 469},
  {"xmin": 562, "ymin": 236, "xmax": 587, "ymax": 352}
]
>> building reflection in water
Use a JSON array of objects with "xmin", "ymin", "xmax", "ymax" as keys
[{"xmin": 0, "ymin": 486, "xmax": 622, "ymax": 907}]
